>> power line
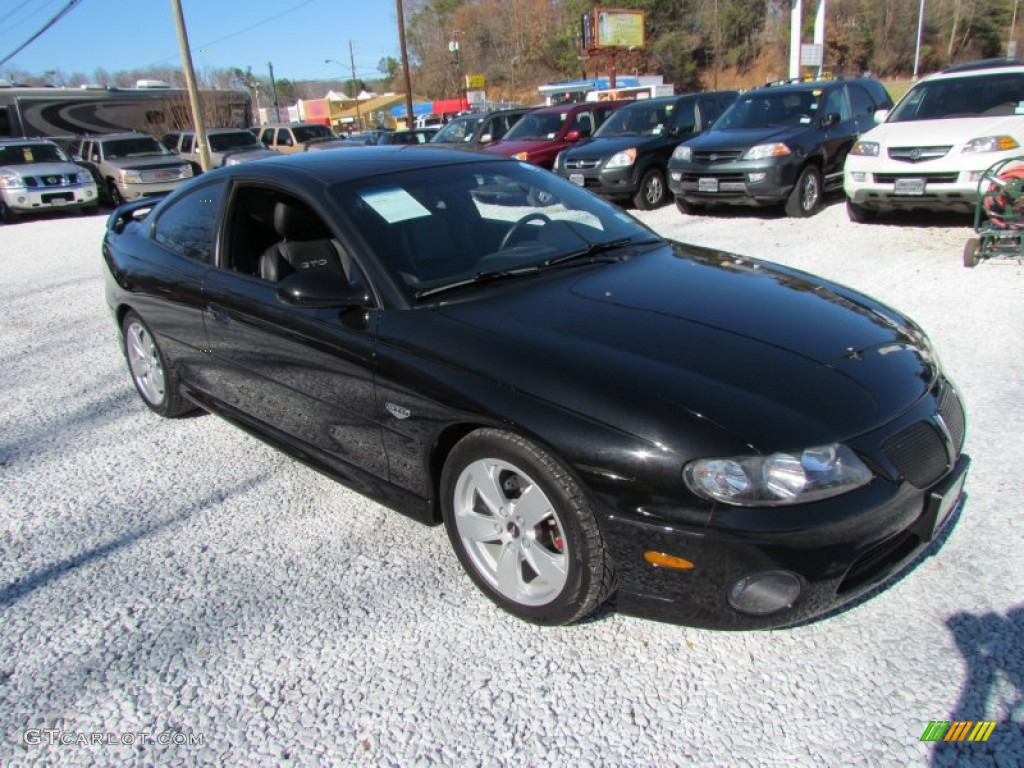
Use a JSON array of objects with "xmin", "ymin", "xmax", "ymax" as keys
[
  {"xmin": 0, "ymin": 0, "xmax": 35, "ymax": 27},
  {"xmin": 0, "ymin": 0, "xmax": 83, "ymax": 68}
]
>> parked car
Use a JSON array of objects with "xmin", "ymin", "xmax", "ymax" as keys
[
  {"xmin": 484, "ymin": 101, "xmax": 628, "ymax": 169},
  {"xmin": 71, "ymin": 132, "xmax": 193, "ymax": 206},
  {"xmin": 553, "ymin": 91, "xmax": 738, "ymax": 209},
  {"xmin": 0, "ymin": 138, "xmax": 98, "ymax": 222},
  {"xmin": 844, "ymin": 60, "xmax": 1024, "ymax": 221},
  {"xmin": 377, "ymin": 128, "xmax": 439, "ymax": 145},
  {"xmin": 428, "ymin": 108, "xmax": 530, "ymax": 148},
  {"xmin": 102, "ymin": 148, "xmax": 968, "ymax": 630},
  {"xmin": 257, "ymin": 122, "xmax": 338, "ymax": 154},
  {"xmin": 161, "ymin": 128, "xmax": 277, "ymax": 171},
  {"xmin": 669, "ymin": 77, "xmax": 892, "ymax": 217}
]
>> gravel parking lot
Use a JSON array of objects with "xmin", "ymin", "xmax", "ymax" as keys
[{"xmin": 1, "ymin": 198, "xmax": 1022, "ymax": 767}]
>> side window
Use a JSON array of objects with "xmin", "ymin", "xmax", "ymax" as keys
[
  {"xmin": 698, "ymin": 97, "xmax": 724, "ymax": 127},
  {"xmin": 89, "ymin": 143, "xmax": 101, "ymax": 162},
  {"xmin": 153, "ymin": 180, "xmax": 226, "ymax": 263},
  {"xmin": 847, "ymin": 84, "xmax": 875, "ymax": 120},
  {"xmin": 260, "ymin": 128, "xmax": 274, "ymax": 145},
  {"xmin": 161, "ymin": 134, "xmax": 179, "ymax": 151},
  {"xmin": 277, "ymin": 130, "xmax": 294, "ymax": 147},
  {"xmin": 672, "ymin": 100, "xmax": 698, "ymax": 134},
  {"xmin": 570, "ymin": 110, "xmax": 594, "ymax": 136},
  {"xmin": 822, "ymin": 87, "xmax": 851, "ymax": 122},
  {"xmin": 181, "ymin": 134, "xmax": 194, "ymax": 153}
]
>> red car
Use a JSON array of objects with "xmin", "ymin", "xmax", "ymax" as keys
[{"xmin": 484, "ymin": 101, "xmax": 628, "ymax": 169}]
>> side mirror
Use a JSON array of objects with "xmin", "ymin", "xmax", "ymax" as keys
[
  {"xmin": 565, "ymin": 130, "xmax": 582, "ymax": 142},
  {"xmin": 72, "ymin": 154, "xmax": 83, "ymax": 162},
  {"xmin": 479, "ymin": 133, "xmax": 493, "ymax": 144},
  {"xmin": 873, "ymin": 109, "xmax": 889, "ymax": 124},
  {"xmin": 276, "ymin": 270, "xmax": 369, "ymax": 308},
  {"xmin": 821, "ymin": 112, "xmax": 841, "ymax": 129}
]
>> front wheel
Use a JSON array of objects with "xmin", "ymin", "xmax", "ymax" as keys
[
  {"xmin": 107, "ymin": 181, "xmax": 124, "ymax": 208},
  {"xmin": 120, "ymin": 311, "xmax": 194, "ymax": 417},
  {"xmin": 633, "ymin": 167, "xmax": 667, "ymax": 210},
  {"xmin": 846, "ymin": 199, "xmax": 877, "ymax": 223},
  {"xmin": 785, "ymin": 165, "xmax": 822, "ymax": 217},
  {"xmin": 675, "ymin": 196, "xmax": 705, "ymax": 215},
  {"xmin": 963, "ymin": 237, "xmax": 981, "ymax": 268},
  {"xmin": 441, "ymin": 429, "xmax": 614, "ymax": 625},
  {"xmin": 0, "ymin": 200, "xmax": 13, "ymax": 224}
]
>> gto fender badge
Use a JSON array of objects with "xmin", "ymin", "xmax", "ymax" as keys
[{"xmin": 385, "ymin": 402, "xmax": 411, "ymax": 420}]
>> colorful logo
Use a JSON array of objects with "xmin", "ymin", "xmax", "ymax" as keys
[{"xmin": 920, "ymin": 721, "xmax": 997, "ymax": 742}]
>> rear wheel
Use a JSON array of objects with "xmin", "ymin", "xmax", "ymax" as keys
[
  {"xmin": 785, "ymin": 165, "xmax": 822, "ymax": 217},
  {"xmin": 441, "ymin": 429, "xmax": 614, "ymax": 625},
  {"xmin": 120, "ymin": 311, "xmax": 194, "ymax": 417},
  {"xmin": 633, "ymin": 167, "xmax": 667, "ymax": 210},
  {"xmin": 963, "ymin": 237, "xmax": 981, "ymax": 268},
  {"xmin": 846, "ymin": 199, "xmax": 877, "ymax": 223}
]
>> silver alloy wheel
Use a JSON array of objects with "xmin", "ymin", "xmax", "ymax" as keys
[
  {"xmin": 801, "ymin": 172, "xmax": 820, "ymax": 211},
  {"xmin": 452, "ymin": 457, "xmax": 568, "ymax": 606},
  {"xmin": 125, "ymin": 320, "xmax": 166, "ymax": 405},
  {"xmin": 645, "ymin": 173, "xmax": 664, "ymax": 205}
]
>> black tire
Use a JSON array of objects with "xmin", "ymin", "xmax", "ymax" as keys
[
  {"xmin": 963, "ymin": 238, "xmax": 981, "ymax": 268},
  {"xmin": 846, "ymin": 199, "xmax": 877, "ymax": 223},
  {"xmin": 0, "ymin": 200, "xmax": 13, "ymax": 224},
  {"xmin": 675, "ymin": 196, "xmax": 705, "ymax": 215},
  {"xmin": 633, "ymin": 167, "xmax": 667, "ymax": 210},
  {"xmin": 785, "ymin": 165, "xmax": 822, "ymax": 218},
  {"xmin": 107, "ymin": 180, "xmax": 124, "ymax": 208},
  {"xmin": 120, "ymin": 311, "xmax": 194, "ymax": 417},
  {"xmin": 441, "ymin": 429, "xmax": 615, "ymax": 625}
]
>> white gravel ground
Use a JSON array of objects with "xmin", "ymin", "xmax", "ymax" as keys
[{"xmin": 1, "ymin": 198, "xmax": 1022, "ymax": 767}]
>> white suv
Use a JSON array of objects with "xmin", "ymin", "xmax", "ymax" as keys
[{"xmin": 844, "ymin": 60, "xmax": 1024, "ymax": 221}]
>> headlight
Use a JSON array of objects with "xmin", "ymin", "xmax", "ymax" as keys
[
  {"xmin": 671, "ymin": 145, "xmax": 692, "ymax": 162},
  {"xmin": 683, "ymin": 443, "xmax": 872, "ymax": 507},
  {"xmin": 742, "ymin": 143, "xmax": 792, "ymax": 160},
  {"xmin": 850, "ymin": 141, "xmax": 880, "ymax": 157},
  {"xmin": 513, "ymin": 151, "xmax": 529, "ymax": 161},
  {"xmin": 119, "ymin": 169, "xmax": 142, "ymax": 183},
  {"xmin": 0, "ymin": 170, "xmax": 25, "ymax": 189},
  {"xmin": 77, "ymin": 170, "xmax": 94, "ymax": 184},
  {"xmin": 962, "ymin": 135, "xmax": 1020, "ymax": 153},
  {"xmin": 605, "ymin": 148, "xmax": 637, "ymax": 169}
]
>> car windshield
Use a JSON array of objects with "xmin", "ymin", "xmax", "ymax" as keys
[
  {"xmin": 103, "ymin": 138, "xmax": 171, "ymax": 158},
  {"xmin": 292, "ymin": 125, "xmax": 336, "ymax": 142},
  {"xmin": 209, "ymin": 132, "xmax": 263, "ymax": 151},
  {"xmin": 432, "ymin": 116, "xmax": 483, "ymax": 143},
  {"xmin": 888, "ymin": 73, "xmax": 1024, "ymax": 122},
  {"xmin": 594, "ymin": 102, "xmax": 676, "ymax": 137},
  {"xmin": 332, "ymin": 160, "xmax": 659, "ymax": 301},
  {"xmin": 502, "ymin": 112, "xmax": 567, "ymax": 141},
  {"xmin": 713, "ymin": 90, "xmax": 820, "ymax": 129},
  {"xmin": 0, "ymin": 143, "xmax": 68, "ymax": 165}
]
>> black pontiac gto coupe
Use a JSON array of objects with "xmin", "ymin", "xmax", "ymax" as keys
[{"xmin": 102, "ymin": 147, "xmax": 969, "ymax": 629}]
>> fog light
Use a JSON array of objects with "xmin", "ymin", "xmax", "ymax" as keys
[
  {"xmin": 17, "ymin": 195, "xmax": 27, "ymax": 204},
  {"xmin": 747, "ymin": 172, "xmax": 767, "ymax": 183},
  {"xmin": 670, "ymin": 171, "xmax": 682, "ymax": 181},
  {"xmin": 849, "ymin": 172, "xmax": 866, "ymax": 182},
  {"xmin": 728, "ymin": 571, "xmax": 801, "ymax": 615}
]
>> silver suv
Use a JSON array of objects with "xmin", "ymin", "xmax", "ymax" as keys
[
  {"xmin": 0, "ymin": 138, "xmax": 98, "ymax": 223},
  {"xmin": 71, "ymin": 132, "xmax": 193, "ymax": 206},
  {"xmin": 161, "ymin": 128, "xmax": 277, "ymax": 171}
]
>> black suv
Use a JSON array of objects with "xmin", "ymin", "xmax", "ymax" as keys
[
  {"xmin": 552, "ymin": 91, "xmax": 738, "ymax": 210},
  {"xmin": 668, "ymin": 78, "xmax": 892, "ymax": 217}
]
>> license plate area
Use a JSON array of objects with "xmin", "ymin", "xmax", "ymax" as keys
[
  {"xmin": 569, "ymin": 173, "xmax": 585, "ymax": 186},
  {"xmin": 894, "ymin": 178, "xmax": 926, "ymax": 196},
  {"xmin": 698, "ymin": 177, "xmax": 719, "ymax": 192}
]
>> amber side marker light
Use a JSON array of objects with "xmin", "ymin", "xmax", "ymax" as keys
[{"xmin": 644, "ymin": 551, "xmax": 695, "ymax": 569}]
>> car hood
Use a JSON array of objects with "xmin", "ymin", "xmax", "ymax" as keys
[
  {"xmin": 216, "ymin": 148, "xmax": 279, "ymax": 165},
  {"xmin": 561, "ymin": 134, "xmax": 668, "ymax": 160},
  {"xmin": 1, "ymin": 161, "xmax": 85, "ymax": 177},
  {"xmin": 421, "ymin": 243, "xmax": 936, "ymax": 451},
  {"xmin": 102, "ymin": 156, "xmax": 188, "ymax": 171},
  {"xmin": 863, "ymin": 115, "xmax": 1024, "ymax": 146},
  {"xmin": 686, "ymin": 125, "xmax": 808, "ymax": 151}
]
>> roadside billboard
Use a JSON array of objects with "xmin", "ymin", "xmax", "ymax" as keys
[{"xmin": 587, "ymin": 8, "xmax": 645, "ymax": 50}]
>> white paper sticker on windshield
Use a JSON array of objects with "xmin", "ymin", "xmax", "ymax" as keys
[
  {"xmin": 1016, "ymin": 102, "xmax": 1024, "ymax": 115},
  {"xmin": 361, "ymin": 188, "xmax": 431, "ymax": 223}
]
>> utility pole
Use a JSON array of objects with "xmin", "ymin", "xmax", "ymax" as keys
[
  {"xmin": 1010, "ymin": 0, "xmax": 1020, "ymax": 59},
  {"xmin": 169, "ymin": 0, "xmax": 210, "ymax": 171},
  {"xmin": 397, "ymin": 0, "xmax": 414, "ymax": 129},
  {"xmin": 268, "ymin": 62, "xmax": 280, "ymax": 122},
  {"xmin": 349, "ymin": 40, "xmax": 362, "ymax": 130},
  {"xmin": 913, "ymin": 0, "xmax": 926, "ymax": 81}
]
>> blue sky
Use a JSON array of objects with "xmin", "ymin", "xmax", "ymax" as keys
[{"xmin": 0, "ymin": 0, "xmax": 401, "ymax": 83}]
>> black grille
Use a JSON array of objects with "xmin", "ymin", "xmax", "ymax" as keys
[
  {"xmin": 873, "ymin": 173, "xmax": 960, "ymax": 184},
  {"xmin": 681, "ymin": 172, "xmax": 746, "ymax": 184},
  {"xmin": 939, "ymin": 386, "xmax": 966, "ymax": 452},
  {"xmin": 692, "ymin": 150, "xmax": 743, "ymax": 164},
  {"xmin": 887, "ymin": 146, "xmax": 952, "ymax": 162},
  {"xmin": 882, "ymin": 421, "xmax": 949, "ymax": 488},
  {"xmin": 565, "ymin": 159, "xmax": 600, "ymax": 170}
]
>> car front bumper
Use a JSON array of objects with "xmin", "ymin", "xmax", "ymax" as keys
[
  {"xmin": 1, "ymin": 181, "xmax": 98, "ymax": 213},
  {"xmin": 116, "ymin": 179, "xmax": 188, "ymax": 202},
  {"xmin": 556, "ymin": 165, "xmax": 639, "ymax": 200},
  {"xmin": 668, "ymin": 158, "xmax": 800, "ymax": 207}
]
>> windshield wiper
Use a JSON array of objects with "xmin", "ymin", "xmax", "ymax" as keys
[
  {"xmin": 544, "ymin": 236, "xmax": 661, "ymax": 267},
  {"xmin": 415, "ymin": 264, "xmax": 544, "ymax": 300}
]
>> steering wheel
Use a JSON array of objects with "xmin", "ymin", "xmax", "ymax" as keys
[{"xmin": 499, "ymin": 213, "xmax": 552, "ymax": 250}]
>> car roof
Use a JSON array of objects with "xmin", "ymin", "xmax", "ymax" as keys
[
  {"xmin": 260, "ymin": 122, "xmax": 330, "ymax": 129},
  {"xmin": 0, "ymin": 137, "xmax": 57, "ymax": 145},
  {"xmin": 926, "ymin": 60, "xmax": 1024, "ymax": 80},
  {"xmin": 218, "ymin": 145, "xmax": 513, "ymax": 183},
  {"xmin": 179, "ymin": 127, "xmax": 257, "ymax": 135},
  {"xmin": 89, "ymin": 132, "xmax": 157, "ymax": 141},
  {"xmin": 749, "ymin": 79, "xmax": 846, "ymax": 95}
]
